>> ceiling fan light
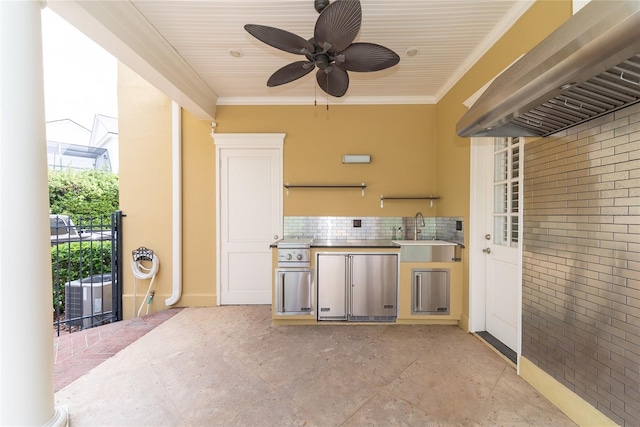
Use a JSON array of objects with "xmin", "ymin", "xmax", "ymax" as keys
[
  {"xmin": 316, "ymin": 54, "xmax": 330, "ymax": 69},
  {"xmin": 229, "ymin": 49, "xmax": 243, "ymax": 58},
  {"xmin": 406, "ymin": 47, "xmax": 418, "ymax": 57}
]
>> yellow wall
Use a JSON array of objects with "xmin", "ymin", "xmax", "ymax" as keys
[
  {"xmin": 216, "ymin": 104, "xmax": 438, "ymax": 217},
  {"xmin": 436, "ymin": 0, "xmax": 572, "ymax": 327},
  {"xmin": 181, "ymin": 112, "xmax": 217, "ymax": 306},
  {"xmin": 118, "ymin": 65, "xmax": 174, "ymax": 318}
]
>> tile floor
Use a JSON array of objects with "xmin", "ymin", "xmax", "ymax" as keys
[{"xmin": 55, "ymin": 306, "xmax": 577, "ymax": 426}]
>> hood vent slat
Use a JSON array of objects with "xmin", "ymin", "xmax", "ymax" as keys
[{"xmin": 457, "ymin": 1, "xmax": 640, "ymax": 138}]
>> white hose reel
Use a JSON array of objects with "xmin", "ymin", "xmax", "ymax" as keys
[{"xmin": 131, "ymin": 246, "xmax": 160, "ymax": 317}]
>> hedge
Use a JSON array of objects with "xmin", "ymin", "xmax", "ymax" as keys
[
  {"xmin": 49, "ymin": 169, "xmax": 119, "ymax": 224},
  {"xmin": 51, "ymin": 241, "xmax": 112, "ymax": 313}
]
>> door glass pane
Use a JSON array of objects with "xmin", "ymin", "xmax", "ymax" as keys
[
  {"xmin": 494, "ymin": 137, "xmax": 508, "ymax": 150},
  {"xmin": 494, "ymin": 216, "xmax": 507, "ymax": 246},
  {"xmin": 492, "ymin": 137, "xmax": 522, "ymax": 250},
  {"xmin": 494, "ymin": 184, "xmax": 507, "ymax": 213},
  {"xmin": 494, "ymin": 151, "xmax": 507, "ymax": 182},
  {"xmin": 511, "ymin": 216, "xmax": 519, "ymax": 246}
]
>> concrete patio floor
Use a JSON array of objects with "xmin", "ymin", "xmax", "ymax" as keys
[{"xmin": 55, "ymin": 306, "xmax": 576, "ymax": 426}]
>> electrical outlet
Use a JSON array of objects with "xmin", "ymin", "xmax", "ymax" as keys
[
  {"xmin": 353, "ymin": 219, "xmax": 362, "ymax": 228},
  {"xmin": 456, "ymin": 220, "xmax": 463, "ymax": 231}
]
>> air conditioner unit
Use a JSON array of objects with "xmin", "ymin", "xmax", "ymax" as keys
[{"xmin": 65, "ymin": 273, "xmax": 113, "ymax": 329}]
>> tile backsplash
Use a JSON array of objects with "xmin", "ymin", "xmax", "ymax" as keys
[{"xmin": 284, "ymin": 216, "xmax": 464, "ymax": 243}]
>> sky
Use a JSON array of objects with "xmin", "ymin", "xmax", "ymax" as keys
[{"xmin": 41, "ymin": 8, "xmax": 118, "ymax": 130}]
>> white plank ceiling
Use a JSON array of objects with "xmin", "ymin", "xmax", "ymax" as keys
[
  {"xmin": 130, "ymin": 0, "xmax": 531, "ymax": 105},
  {"xmin": 48, "ymin": 0, "xmax": 533, "ymax": 116}
]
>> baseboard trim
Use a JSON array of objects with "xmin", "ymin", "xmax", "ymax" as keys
[
  {"xmin": 519, "ymin": 356, "xmax": 618, "ymax": 427},
  {"xmin": 459, "ymin": 313, "xmax": 470, "ymax": 332}
]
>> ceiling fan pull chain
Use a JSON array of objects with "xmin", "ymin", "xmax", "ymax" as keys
[{"xmin": 326, "ymin": 74, "xmax": 329, "ymax": 111}]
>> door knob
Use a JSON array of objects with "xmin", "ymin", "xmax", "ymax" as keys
[
  {"xmin": 485, "ymin": 234, "xmax": 491, "ymax": 240},
  {"xmin": 482, "ymin": 248, "xmax": 491, "ymax": 254},
  {"xmin": 274, "ymin": 234, "xmax": 279, "ymax": 240}
]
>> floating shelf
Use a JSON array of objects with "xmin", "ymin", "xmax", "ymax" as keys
[
  {"xmin": 380, "ymin": 195, "xmax": 440, "ymax": 208},
  {"xmin": 285, "ymin": 183, "xmax": 366, "ymax": 196}
]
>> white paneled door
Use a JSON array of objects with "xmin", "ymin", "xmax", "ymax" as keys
[
  {"xmin": 484, "ymin": 137, "xmax": 522, "ymax": 351},
  {"xmin": 215, "ymin": 134, "xmax": 283, "ymax": 305}
]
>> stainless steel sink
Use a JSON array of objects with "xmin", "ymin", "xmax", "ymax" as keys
[
  {"xmin": 392, "ymin": 240, "xmax": 456, "ymax": 246},
  {"xmin": 393, "ymin": 240, "xmax": 461, "ymax": 262}
]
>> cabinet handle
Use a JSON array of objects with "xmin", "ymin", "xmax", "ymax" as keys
[
  {"xmin": 279, "ymin": 272, "xmax": 285, "ymax": 313},
  {"xmin": 347, "ymin": 255, "xmax": 353, "ymax": 316},
  {"xmin": 416, "ymin": 273, "xmax": 422, "ymax": 312}
]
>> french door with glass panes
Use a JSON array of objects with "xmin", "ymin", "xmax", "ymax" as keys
[{"xmin": 484, "ymin": 136, "xmax": 522, "ymax": 351}]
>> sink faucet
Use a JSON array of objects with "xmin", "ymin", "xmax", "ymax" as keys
[{"xmin": 414, "ymin": 212, "xmax": 425, "ymax": 240}]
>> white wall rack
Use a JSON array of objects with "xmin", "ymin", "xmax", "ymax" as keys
[
  {"xmin": 379, "ymin": 195, "xmax": 440, "ymax": 208},
  {"xmin": 284, "ymin": 183, "xmax": 366, "ymax": 196}
]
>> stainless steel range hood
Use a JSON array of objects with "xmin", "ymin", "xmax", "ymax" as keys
[{"xmin": 457, "ymin": 0, "xmax": 640, "ymax": 138}]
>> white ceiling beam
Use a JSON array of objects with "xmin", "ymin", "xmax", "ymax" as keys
[{"xmin": 47, "ymin": 0, "xmax": 217, "ymax": 120}]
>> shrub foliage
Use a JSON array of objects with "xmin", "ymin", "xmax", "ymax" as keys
[
  {"xmin": 49, "ymin": 169, "xmax": 119, "ymax": 223},
  {"xmin": 49, "ymin": 169, "xmax": 118, "ymax": 315},
  {"xmin": 51, "ymin": 241, "xmax": 112, "ymax": 312}
]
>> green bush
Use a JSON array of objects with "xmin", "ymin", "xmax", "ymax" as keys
[
  {"xmin": 49, "ymin": 169, "xmax": 119, "ymax": 224},
  {"xmin": 51, "ymin": 241, "xmax": 112, "ymax": 313}
]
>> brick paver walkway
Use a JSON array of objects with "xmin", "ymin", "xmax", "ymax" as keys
[{"xmin": 53, "ymin": 308, "xmax": 182, "ymax": 391}]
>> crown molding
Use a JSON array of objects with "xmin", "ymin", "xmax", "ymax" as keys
[{"xmin": 217, "ymin": 95, "xmax": 436, "ymax": 106}]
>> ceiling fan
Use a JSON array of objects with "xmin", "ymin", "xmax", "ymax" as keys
[{"xmin": 244, "ymin": 0, "xmax": 400, "ymax": 97}]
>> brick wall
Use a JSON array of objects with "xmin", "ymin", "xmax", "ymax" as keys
[{"xmin": 522, "ymin": 103, "xmax": 640, "ymax": 426}]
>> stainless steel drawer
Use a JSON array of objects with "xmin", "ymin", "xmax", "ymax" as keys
[
  {"xmin": 275, "ymin": 268, "xmax": 314, "ymax": 315},
  {"xmin": 412, "ymin": 268, "xmax": 449, "ymax": 315}
]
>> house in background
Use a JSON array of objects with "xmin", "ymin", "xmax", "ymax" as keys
[
  {"xmin": 88, "ymin": 114, "xmax": 118, "ymax": 172},
  {"xmin": 46, "ymin": 114, "xmax": 118, "ymax": 172}
]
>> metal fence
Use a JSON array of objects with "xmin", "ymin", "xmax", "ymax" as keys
[{"xmin": 51, "ymin": 211, "xmax": 123, "ymax": 335}]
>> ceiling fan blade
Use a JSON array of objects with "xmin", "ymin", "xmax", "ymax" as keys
[
  {"xmin": 316, "ymin": 67, "xmax": 349, "ymax": 97},
  {"xmin": 267, "ymin": 61, "xmax": 315, "ymax": 87},
  {"xmin": 244, "ymin": 24, "xmax": 314, "ymax": 55},
  {"xmin": 314, "ymin": 0, "xmax": 362, "ymax": 53},
  {"xmin": 338, "ymin": 43, "xmax": 400, "ymax": 72}
]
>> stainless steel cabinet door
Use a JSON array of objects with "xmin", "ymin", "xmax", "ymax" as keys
[
  {"xmin": 317, "ymin": 254, "xmax": 347, "ymax": 320},
  {"xmin": 412, "ymin": 269, "xmax": 449, "ymax": 314},
  {"xmin": 276, "ymin": 269, "xmax": 313, "ymax": 314},
  {"xmin": 350, "ymin": 254, "xmax": 398, "ymax": 320}
]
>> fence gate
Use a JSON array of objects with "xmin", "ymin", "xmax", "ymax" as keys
[{"xmin": 51, "ymin": 211, "xmax": 123, "ymax": 335}]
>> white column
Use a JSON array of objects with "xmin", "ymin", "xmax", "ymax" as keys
[{"xmin": 0, "ymin": 2, "xmax": 67, "ymax": 425}]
